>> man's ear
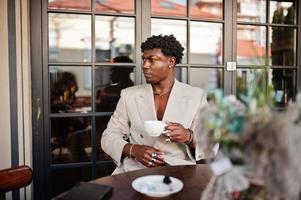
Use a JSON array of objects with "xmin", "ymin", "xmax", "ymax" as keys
[{"xmin": 168, "ymin": 57, "xmax": 176, "ymax": 68}]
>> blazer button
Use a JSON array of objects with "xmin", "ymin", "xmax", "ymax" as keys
[{"xmin": 140, "ymin": 134, "xmax": 144, "ymax": 138}]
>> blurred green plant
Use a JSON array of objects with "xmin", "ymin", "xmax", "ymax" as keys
[{"xmin": 204, "ymin": 69, "xmax": 274, "ymax": 151}]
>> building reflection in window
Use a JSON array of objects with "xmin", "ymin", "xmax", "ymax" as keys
[
  {"xmin": 151, "ymin": 0, "xmax": 187, "ymax": 17},
  {"xmin": 236, "ymin": 25, "xmax": 266, "ymax": 65},
  {"xmin": 190, "ymin": 0, "xmax": 223, "ymax": 20},
  {"xmin": 95, "ymin": 16, "xmax": 135, "ymax": 62},
  {"xmin": 190, "ymin": 22, "xmax": 223, "ymax": 65},
  {"xmin": 48, "ymin": 0, "xmax": 91, "ymax": 11},
  {"xmin": 95, "ymin": 0, "xmax": 135, "ymax": 14},
  {"xmin": 49, "ymin": 13, "xmax": 92, "ymax": 63},
  {"xmin": 237, "ymin": 0, "xmax": 266, "ymax": 23}
]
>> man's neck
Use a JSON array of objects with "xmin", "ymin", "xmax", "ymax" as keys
[{"xmin": 152, "ymin": 78, "xmax": 175, "ymax": 95}]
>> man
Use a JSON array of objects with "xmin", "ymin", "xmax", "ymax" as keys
[{"xmin": 101, "ymin": 35, "xmax": 209, "ymax": 174}]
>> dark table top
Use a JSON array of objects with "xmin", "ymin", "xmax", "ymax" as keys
[{"xmin": 92, "ymin": 164, "xmax": 213, "ymax": 200}]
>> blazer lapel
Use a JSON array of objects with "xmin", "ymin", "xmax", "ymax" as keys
[
  {"xmin": 135, "ymin": 80, "xmax": 199, "ymax": 128},
  {"xmin": 163, "ymin": 79, "xmax": 195, "ymax": 128},
  {"xmin": 135, "ymin": 84, "xmax": 157, "ymax": 122}
]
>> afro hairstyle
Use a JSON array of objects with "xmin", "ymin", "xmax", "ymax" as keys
[{"xmin": 141, "ymin": 34, "xmax": 184, "ymax": 64}]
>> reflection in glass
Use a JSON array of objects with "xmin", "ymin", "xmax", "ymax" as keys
[
  {"xmin": 48, "ymin": 0, "xmax": 91, "ymax": 11},
  {"xmin": 151, "ymin": 19, "xmax": 187, "ymax": 63},
  {"xmin": 190, "ymin": 0, "xmax": 223, "ymax": 20},
  {"xmin": 151, "ymin": 0, "xmax": 186, "ymax": 17},
  {"xmin": 95, "ymin": 0, "xmax": 135, "ymax": 14},
  {"xmin": 270, "ymin": 0, "xmax": 296, "ymax": 24},
  {"xmin": 269, "ymin": 69, "xmax": 295, "ymax": 106},
  {"xmin": 96, "ymin": 116, "xmax": 113, "ymax": 161},
  {"xmin": 237, "ymin": 25, "xmax": 266, "ymax": 65},
  {"xmin": 51, "ymin": 117, "xmax": 92, "ymax": 164},
  {"xmin": 270, "ymin": 27, "xmax": 296, "ymax": 66},
  {"xmin": 49, "ymin": 14, "xmax": 91, "ymax": 62},
  {"xmin": 237, "ymin": 0, "xmax": 266, "ymax": 23},
  {"xmin": 95, "ymin": 65, "xmax": 135, "ymax": 112},
  {"xmin": 190, "ymin": 68, "xmax": 223, "ymax": 91},
  {"xmin": 175, "ymin": 67, "xmax": 188, "ymax": 83},
  {"xmin": 190, "ymin": 22, "xmax": 223, "ymax": 65},
  {"xmin": 51, "ymin": 166, "xmax": 91, "ymax": 198},
  {"xmin": 50, "ymin": 66, "xmax": 92, "ymax": 113},
  {"xmin": 95, "ymin": 16, "xmax": 135, "ymax": 62},
  {"xmin": 236, "ymin": 69, "xmax": 266, "ymax": 101}
]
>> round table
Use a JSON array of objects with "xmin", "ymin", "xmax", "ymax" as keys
[{"xmin": 92, "ymin": 164, "xmax": 213, "ymax": 200}]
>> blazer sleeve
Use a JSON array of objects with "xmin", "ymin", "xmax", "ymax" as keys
[
  {"xmin": 101, "ymin": 90, "xmax": 130, "ymax": 167},
  {"xmin": 186, "ymin": 90, "xmax": 218, "ymax": 161}
]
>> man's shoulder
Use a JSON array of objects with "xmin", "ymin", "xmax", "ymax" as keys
[
  {"xmin": 121, "ymin": 84, "xmax": 148, "ymax": 95},
  {"xmin": 177, "ymin": 81, "xmax": 205, "ymax": 96}
]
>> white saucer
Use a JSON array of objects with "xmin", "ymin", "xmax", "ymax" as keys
[{"xmin": 131, "ymin": 175, "xmax": 183, "ymax": 198}]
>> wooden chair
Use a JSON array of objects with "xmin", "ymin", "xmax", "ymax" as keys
[{"xmin": 0, "ymin": 165, "xmax": 32, "ymax": 199}]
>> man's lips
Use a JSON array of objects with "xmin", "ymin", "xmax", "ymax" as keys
[{"xmin": 143, "ymin": 72, "xmax": 152, "ymax": 78}]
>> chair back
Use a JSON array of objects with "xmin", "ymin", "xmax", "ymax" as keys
[{"xmin": 0, "ymin": 165, "xmax": 32, "ymax": 194}]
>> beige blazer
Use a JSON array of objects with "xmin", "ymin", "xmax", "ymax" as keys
[{"xmin": 101, "ymin": 79, "xmax": 208, "ymax": 174}]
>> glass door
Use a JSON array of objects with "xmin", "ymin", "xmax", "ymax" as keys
[
  {"xmin": 47, "ymin": 0, "xmax": 139, "ymax": 198},
  {"xmin": 235, "ymin": 0, "xmax": 298, "ymax": 106}
]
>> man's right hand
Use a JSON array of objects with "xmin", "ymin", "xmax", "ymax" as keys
[{"xmin": 131, "ymin": 144, "xmax": 165, "ymax": 167}]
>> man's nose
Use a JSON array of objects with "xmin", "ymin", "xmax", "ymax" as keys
[{"xmin": 142, "ymin": 60, "xmax": 151, "ymax": 69}]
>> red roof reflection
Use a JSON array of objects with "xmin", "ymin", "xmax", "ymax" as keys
[{"xmin": 48, "ymin": 0, "xmax": 266, "ymax": 57}]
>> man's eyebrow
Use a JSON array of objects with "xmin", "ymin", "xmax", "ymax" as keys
[{"xmin": 142, "ymin": 55, "xmax": 156, "ymax": 59}]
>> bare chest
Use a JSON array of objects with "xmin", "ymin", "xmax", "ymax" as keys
[{"xmin": 154, "ymin": 94, "xmax": 170, "ymax": 120}]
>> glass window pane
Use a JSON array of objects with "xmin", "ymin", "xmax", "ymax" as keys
[
  {"xmin": 151, "ymin": 19, "xmax": 187, "ymax": 63},
  {"xmin": 270, "ymin": 27, "xmax": 296, "ymax": 66},
  {"xmin": 95, "ymin": 16, "xmax": 135, "ymax": 62},
  {"xmin": 96, "ymin": 116, "xmax": 113, "ymax": 161},
  {"xmin": 190, "ymin": 68, "xmax": 223, "ymax": 91},
  {"xmin": 190, "ymin": 22, "xmax": 223, "ymax": 65},
  {"xmin": 51, "ymin": 166, "xmax": 92, "ymax": 198},
  {"xmin": 50, "ymin": 66, "xmax": 92, "ymax": 113},
  {"xmin": 190, "ymin": 0, "xmax": 223, "ymax": 20},
  {"xmin": 175, "ymin": 67, "xmax": 188, "ymax": 83},
  {"xmin": 237, "ymin": 0, "xmax": 266, "ymax": 23},
  {"xmin": 236, "ymin": 68, "xmax": 266, "ymax": 100},
  {"xmin": 95, "ymin": 66, "xmax": 135, "ymax": 112},
  {"xmin": 49, "ymin": 14, "xmax": 91, "ymax": 63},
  {"xmin": 95, "ymin": 0, "xmax": 135, "ymax": 14},
  {"xmin": 48, "ymin": 0, "xmax": 91, "ymax": 11},
  {"xmin": 268, "ymin": 69, "xmax": 295, "ymax": 106},
  {"xmin": 270, "ymin": 0, "xmax": 296, "ymax": 25},
  {"xmin": 237, "ymin": 25, "xmax": 266, "ymax": 65},
  {"xmin": 151, "ymin": 0, "xmax": 187, "ymax": 17},
  {"xmin": 51, "ymin": 117, "xmax": 92, "ymax": 164}
]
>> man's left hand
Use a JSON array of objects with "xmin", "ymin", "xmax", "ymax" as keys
[{"xmin": 164, "ymin": 122, "xmax": 191, "ymax": 144}]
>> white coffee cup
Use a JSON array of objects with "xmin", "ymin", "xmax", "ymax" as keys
[{"xmin": 144, "ymin": 120, "xmax": 167, "ymax": 137}]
